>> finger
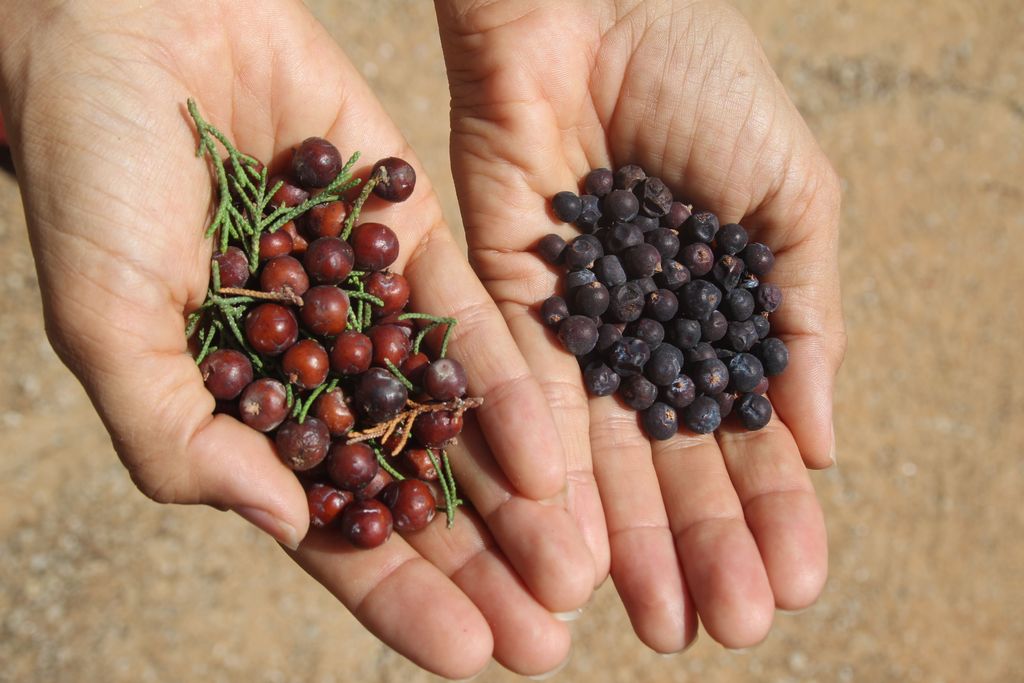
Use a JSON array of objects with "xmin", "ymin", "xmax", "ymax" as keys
[
  {"xmin": 290, "ymin": 529, "xmax": 493, "ymax": 680},
  {"xmin": 403, "ymin": 228, "xmax": 567, "ymax": 499},
  {"xmin": 652, "ymin": 435, "xmax": 775, "ymax": 649},
  {"xmin": 501, "ymin": 301, "xmax": 610, "ymax": 583},
  {"xmin": 400, "ymin": 506, "xmax": 572, "ymax": 675},
  {"xmin": 742, "ymin": 163, "xmax": 845, "ymax": 469},
  {"xmin": 717, "ymin": 412, "xmax": 828, "ymax": 610},
  {"xmin": 434, "ymin": 139, "xmax": 611, "ymax": 577},
  {"xmin": 589, "ymin": 398, "xmax": 695, "ymax": 653},
  {"xmin": 445, "ymin": 419, "xmax": 596, "ymax": 613}
]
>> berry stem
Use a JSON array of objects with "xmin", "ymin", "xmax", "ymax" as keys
[
  {"xmin": 426, "ymin": 449, "xmax": 458, "ymax": 528},
  {"xmin": 384, "ymin": 359, "xmax": 416, "ymax": 392},
  {"xmin": 340, "ymin": 165, "xmax": 386, "ymax": 240},
  {"xmin": 346, "ymin": 396, "xmax": 483, "ymax": 454},
  {"xmin": 345, "ymin": 290, "xmax": 385, "ymax": 307},
  {"xmin": 218, "ymin": 286, "xmax": 304, "ymax": 306},
  {"xmin": 296, "ymin": 380, "xmax": 332, "ymax": 423},
  {"xmin": 371, "ymin": 444, "xmax": 406, "ymax": 481},
  {"xmin": 398, "ymin": 312, "xmax": 458, "ymax": 358}
]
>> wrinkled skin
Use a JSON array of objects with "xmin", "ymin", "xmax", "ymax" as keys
[
  {"xmin": 435, "ymin": 0, "xmax": 845, "ymax": 651},
  {"xmin": 0, "ymin": 1, "xmax": 597, "ymax": 677}
]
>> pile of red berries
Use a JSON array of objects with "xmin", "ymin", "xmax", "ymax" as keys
[
  {"xmin": 539, "ymin": 165, "xmax": 788, "ymax": 440},
  {"xmin": 192, "ymin": 134, "xmax": 475, "ymax": 548}
]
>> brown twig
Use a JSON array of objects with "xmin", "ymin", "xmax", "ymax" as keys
[
  {"xmin": 347, "ymin": 396, "xmax": 484, "ymax": 455},
  {"xmin": 219, "ymin": 286, "xmax": 303, "ymax": 306}
]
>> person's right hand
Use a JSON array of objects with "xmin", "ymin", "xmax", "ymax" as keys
[
  {"xmin": 436, "ymin": 0, "xmax": 845, "ymax": 652},
  {"xmin": 0, "ymin": 1, "xmax": 594, "ymax": 677}
]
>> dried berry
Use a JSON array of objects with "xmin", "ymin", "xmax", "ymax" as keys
[
  {"xmin": 538, "ymin": 233, "xmax": 567, "ymax": 264},
  {"xmin": 681, "ymin": 210, "xmax": 720, "ymax": 244},
  {"xmin": 682, "ymin": 396, "xmax": 721, "ymax": 434},
  {"xmin": 552, "ymin": 191, "xmax": 583, "ymax": 222},
  {"xmin": 757, "ymin": 337, "xmax": 789, "ymax": 376},
  {"xmin": 584, "ymin": 168, "xmax": 614, "ymax": 197},
  {"xmin": 541, "ymin": 295, "xmax": 571, "ymax": 327},
  {"xmin": 715, "ymin": 223, "xmax": 748, "ymax": 255},
  {"xmin": 557, "ymin": 315, "xmax": 599, "ymax": 355},
  {"xmin": 605, "ymin": 189, "xmax": 640, "ymax": 222},
  {"xmin": 583, "ymin": 362, "xmax": 620, "ymax": 396},
  {"xmin": 742, "ymin": 242, "xmax": 775, "ymax": 276},
  {"xmin": 736, "ymin": 393, "xmax": 772, "ymax": 430},
  {"xmin": 619, "ymin": 374, "xmax": 658, "ymax": 411},
  {"xmin": 642, "ymin": 402, "xmax": 678, "ymax": 440},
  {"xmin": 637, "ymin": 177, "xmax": 673, "ymax": 217},
  {"xmin": 276, "ymin": 418, "xmax": 331, "ymax": 471}
]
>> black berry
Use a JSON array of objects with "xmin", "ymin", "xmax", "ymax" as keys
[
  {"xmin": 558, "ymin": 315, "xmax": 599, "ymax": 355},
  {"xmin": 619, "ymin": 374, "xmax": 658, "ymax": 411},
  {"xmin": 642, "ymin": 402, "xmax": 678, "ymax": 440},
  {"xmin": 736, "ymin": 393, "xmax": 772, "ymax": 430},
  {"xmin": 682, "ymin": 395, "xmax": 721, "ymax": 434},
  {"xmin": 552, "ymin": 191, "xmax": 583, "ymax": 222}
]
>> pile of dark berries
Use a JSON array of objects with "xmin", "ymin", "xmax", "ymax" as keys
[
  {"xmin": 539, "ymin": 164, "xmax": 788, "ymax": 440},
  {"xmin": 188, "ymin": 120, "xmax": 475, "ymax": 549}
]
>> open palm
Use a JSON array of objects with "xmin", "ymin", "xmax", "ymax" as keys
[
  {"xmin": 437, "ymin": 0, "xmax": 845, "ymax": 651},
  {"xmin": 0, "ymin": 0, "xmax": 596, "ymax": 676}
]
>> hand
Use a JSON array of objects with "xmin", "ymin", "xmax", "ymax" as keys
[
  {"xmin": 436, "ymin": 0, "xmax": 844, "ymax": 651},
  {"xmin": 0, "ymin": 1, "xmax": 594, "ymax": 676}
]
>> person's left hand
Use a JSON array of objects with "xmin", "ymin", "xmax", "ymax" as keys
[{"xmin": 435, "ymin": 0, "xmax": 842, "ymax": 652}]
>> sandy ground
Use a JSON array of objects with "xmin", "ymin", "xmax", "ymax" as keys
[{"xmin": 2, "ymin": 1, "xmax": 1022, "ymax": 681}]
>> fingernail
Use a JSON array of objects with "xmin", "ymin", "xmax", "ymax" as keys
[
  {"xmin": 828, "ymin": 426, "xmax": 837, "ymax": 465},
  {"xmin": 552, "ymin": 607, "xmax": 583, "ymax": 622},
  {"xmin": 234, "ymin": 506, "xmax": 301, "ymax": 550},
  {"xmin": 527, "ymin": 649, "xmax": 571, "ymax": 680}
]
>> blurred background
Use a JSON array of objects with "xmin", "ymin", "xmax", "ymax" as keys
[{"xmin": 1, "ymin": 1, "xmax": 1021, "ymax": 681}]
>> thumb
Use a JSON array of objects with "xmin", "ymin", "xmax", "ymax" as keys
[
  {"xmin": 45, "ymin": 294, "xmax": 310, "ymax": 548},
  {"xmin": 741, "ymin": 150, "xmax": 846, "ymax": 469}
]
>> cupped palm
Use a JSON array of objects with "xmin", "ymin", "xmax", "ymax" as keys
[{"xmin": 437, "ymin": 0, "xmax": 845, "ymax": 651}]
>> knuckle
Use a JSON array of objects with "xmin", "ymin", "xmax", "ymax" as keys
[{"xmin": 129, "ymin": 462, "xmax": 195, "ymax": 506}]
